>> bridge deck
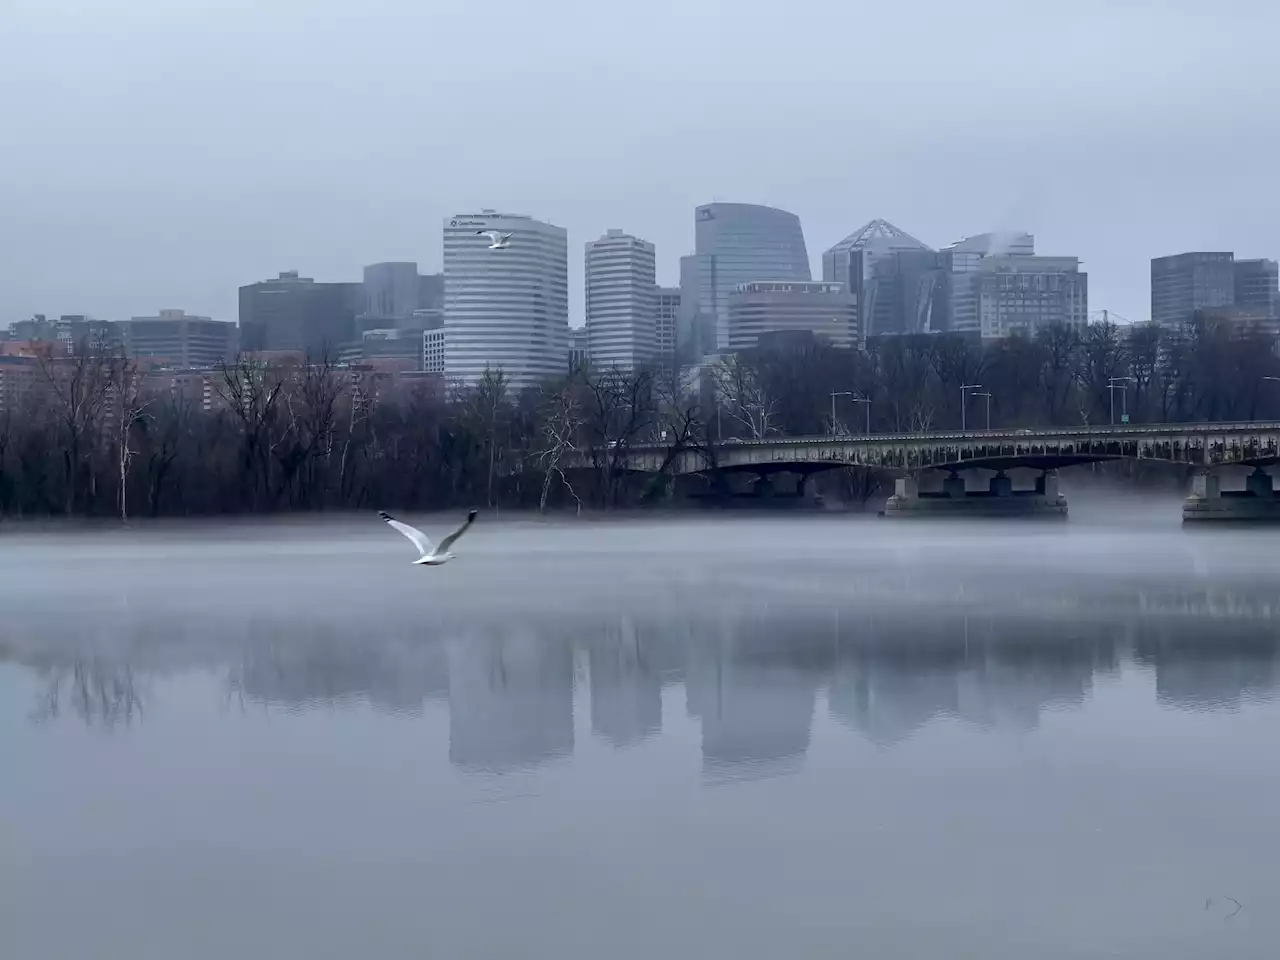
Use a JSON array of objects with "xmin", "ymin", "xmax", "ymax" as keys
[{"xmin": 581, "ymin": 422, "xmax": 1280, "ymax": 476}]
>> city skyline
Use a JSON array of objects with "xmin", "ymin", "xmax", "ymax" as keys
[{"xmin": 7, "ymin": 203, "xmax": 1271, "ymax": 337}]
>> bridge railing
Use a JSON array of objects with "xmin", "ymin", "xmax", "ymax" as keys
[{"xmin": 610, "ymin": 421, "xmax": 1280, "ymax": 453}]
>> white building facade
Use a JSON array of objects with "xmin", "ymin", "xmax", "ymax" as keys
[
  {"xmin": 585, "ymin": 230, "xmax": 657, "ymax": 371},
  {"xmin": 977, "ymin": 256, "xmax": 1088, "ymax": 337},
  {"xmin": 423, "ymin": 327, "xmax": 446, "ymax": 374},
  {"xmin": 443, "ymin": 210, "xmax": 569, "ymax": 389}
]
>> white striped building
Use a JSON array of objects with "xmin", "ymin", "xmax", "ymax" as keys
[
  {"xmin": 443, "ymin": 210, "xmax": 569, "ymax": 389},
  {"xmin": 585, "ymin": 229, "xmax": 657, "ymax": 372}
]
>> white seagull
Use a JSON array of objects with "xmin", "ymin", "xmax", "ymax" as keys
[
  {"xmin": 378, "ymin": 509, "xmax": 478, "ymax": 565},
  {"xmin": 477, "ymin": 230, "xmax": 513, "ymax": 249}
]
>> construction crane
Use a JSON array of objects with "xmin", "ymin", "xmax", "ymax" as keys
[{"xmin": 1088, "ymin": 309, "xmax": 1137, "ymax": 326}]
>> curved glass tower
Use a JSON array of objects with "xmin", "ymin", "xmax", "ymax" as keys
[{"xmin": 684, "ymin": 203, "xmax": 810, "ymax": 354}]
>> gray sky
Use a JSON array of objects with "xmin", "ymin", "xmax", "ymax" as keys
[{"xmin": 2, "ymin": 0, "xmax": 1277, "ymax": 326}]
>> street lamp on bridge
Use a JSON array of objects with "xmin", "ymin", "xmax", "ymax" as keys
[
  {"xmin": 829, "ymin": 391, "xmax": 855, "ymax": 437},
  {"xmin": 974, "ymin": 392, "xmax": 993, "ymax": 430},
  {"xmin": 960, "ymin": 384, "xmax": 982, "ymax": 433},
  {"xmin": 1107, "ymin": 377, "xmax": 1136, "ymax": 425},
  {"xmin": 851, "ymin": 394, "xmax": 872, "ymax": 435}
]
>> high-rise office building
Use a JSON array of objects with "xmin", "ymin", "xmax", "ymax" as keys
[
  {"xmin": 443, "ymin": 210, "xmax": 569, "ymax": 389},
  {"xmin": 359, "ymin": 264, "xmax": 445, "ymax": 334},
  {"xmin": 863, "ymin": 250, "xmax": 949, "ymax": 336},
  {"xmin": 933, "ymin": 233, "xmax": 1087, "ymax": 338},
  {"xmin": 680, "ymin": 203, "xmax": 810, "ymax": 356},
  {"xmin": 362, "ymin": 262, "xmax": 421, "ymax": 321},
  {"xmin": 1150, "ymin": 253, "xmax": 1236, "ymax": 328},
  {"xmin": 585, "ymin": 229, "xmax": 657, "ymax": 371},
  {"xmin": 120, "ymin": 310, "xmax": 238, "ymax": 368},
  {"xmin": 418, "ymin": 272, "xmax": 444, "ymax": 311},
  {"xmin": 976, "ymin": 256, "xmax": 1088, "ymax": 337},
  {"xmin": 239, "ymin": 271, "xmax": 361, "ymax": 356},
  {"xmin": 655, "ymin": 287, "xmax": 680, "ymax": 365},
  {"xmin": 823, "ymin": 220, "xmax": 931, "ymax": 338},
  {"xmin": 1234, "ymin": 258, "xmax": 1280, "ymax": 315},
  {"xmin": 727, "ymin": 281, "xmax": 858, "ymax": 350},
  {"xmin": 569, "ymin": 327, "xmax": 591, "ymax": 374}
]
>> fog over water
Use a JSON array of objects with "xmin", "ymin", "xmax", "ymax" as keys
[{"xmin": 4, "ymin": 497, "xmax": 1280, "ymax": 959}]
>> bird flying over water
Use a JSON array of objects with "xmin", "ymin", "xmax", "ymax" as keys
[
  {"xmin": 477, "ymin": 230, "xmax": 513, "ymax": 249},
  {"xmin": 378, "ymin": 509, "xmax": 478, "ymax": 565}
]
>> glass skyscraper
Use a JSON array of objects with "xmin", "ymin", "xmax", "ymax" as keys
[{"xmin": 680, "ymin": 203, "xmax": 810, "ymax": 355}]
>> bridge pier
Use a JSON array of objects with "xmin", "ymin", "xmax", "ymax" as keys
[
  {"xmin": 1183, "ymin": 467, "xmax": 1280, "ymax": 521},
  {"xmin": 884, "ymin": 468, "xmax": 1067, "ymax": 518}
]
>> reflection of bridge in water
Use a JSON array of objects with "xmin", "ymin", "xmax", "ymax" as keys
[
  {"xmin": 6, "ymin": 594, "xmax": 1280, "ymax": 776},
  {"xmin": 581, "ymin": 422, "xmax": 1280, "ymax": 520}
]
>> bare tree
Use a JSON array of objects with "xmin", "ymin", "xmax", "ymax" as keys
[
  {"xmin": 641, "ymin": 362, "xmax": 705, "ymax": 501},
  {"xmin": 113, "ymin": 357, "xmax": 150, "ymax": 521},
  {"xmin": 460, "ymin": 367, "xmax": 510, "ymax": 508},
  {"xmin": 39, "ymin": 345, "xmax": 116, "ymax": 515},
  {"xmin": 581, "ymin": 366, "xmax": 656, "ymax": 505},
  {"xmin": 1035, "ymin": 322, "xmax": 1081, "ymax": 424},
  {"xmin": 275, "ymin": 354, "xmax": 345, "ymax": 508},
  {"xmin": 536, "ymin": 379, "xmax": 585, "ymax": 512},
  {"xmin": 216, "ymin": 356, "xmax": 287, "ymax": 511},
  {"xmin": 30, "ymin": 660, "xmax": 145, "ymax": 728},
  {"xmin": 710, "ymin": 354, "xmax": 776, "ymax": 439},
  {"xmin": 141, "ymin": 391, "xmax": 194, "ymax": 517}
]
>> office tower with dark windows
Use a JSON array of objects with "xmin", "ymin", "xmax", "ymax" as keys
[
  {"xmin": 239, "ymin": 271, "xmax": 361, "ymax": 355},
  {"xmin": 1150, "ymin": 252, "xmax": 1236, "ymax": 328},
  {"xmin": 120, "ymin": 310, "xmax": 238, "ymax": 368}
]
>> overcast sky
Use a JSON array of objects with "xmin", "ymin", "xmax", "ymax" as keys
[{"xmin": 2, "ymin": 0, "xmax": 1277, "ymax": 326}]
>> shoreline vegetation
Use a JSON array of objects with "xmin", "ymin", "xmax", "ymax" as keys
[{"xmin": 0, "ymin": 318, "xmax": 1274, "ymax": 521}]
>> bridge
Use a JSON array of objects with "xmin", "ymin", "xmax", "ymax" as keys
[{"xmin": 573, "ymin": 422, "xmax": 1280, "ymax": 520}]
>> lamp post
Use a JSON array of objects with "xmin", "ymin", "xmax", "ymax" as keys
[
  {"xmin": 960, "ymin": 384, "xmax": 982, "ymax": 433},
  {"xmin": 852, "ymin": 395, "xmax": 872, "ymax": 435},
  {"xmin": 830, "ymin": 391, "xmax": 854, "ymax": 437},
  {"xmin": 974, "ymin": 392, "xmax": 993, "ymax": 430},
  {"xmin": 1107, "ymin": 377, "xmax": 1135, "ymax": 425}
]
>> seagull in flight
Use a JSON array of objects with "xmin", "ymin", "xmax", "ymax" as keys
[
  {"xmin": 378, "ymin": 509, "xmax": 478, "ymax": 565},
  {"xmin": 477, "ymin": 230, "xmax": 513, "ymax": 249}
]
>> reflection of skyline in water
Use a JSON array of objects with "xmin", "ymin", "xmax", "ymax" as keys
[{"xmin": 5, "ymin": 590, "xmax": 1280, "ymax": 779}]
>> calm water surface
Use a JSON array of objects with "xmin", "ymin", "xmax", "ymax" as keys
[{"xmin": 4, "ymin": 497, "xmax": 1280, "ymax": 959}]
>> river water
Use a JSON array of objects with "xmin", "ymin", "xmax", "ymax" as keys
[{"xmin": 3, "ymin": 497, "xmax": 1280, "ymax": 959}]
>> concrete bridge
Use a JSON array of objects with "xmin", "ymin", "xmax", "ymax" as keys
[{"xmin": 575, "ymin": 422, "xmax": 1280, "ymax": 520}]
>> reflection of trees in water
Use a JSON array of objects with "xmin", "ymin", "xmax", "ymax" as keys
[
  {"xmin": 226, "ymin": 624, "xmax": 449, "ymax": 716},
  {"xmin": 28, "ymin": 660, "xmax": 144, "ymax": 728}
]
